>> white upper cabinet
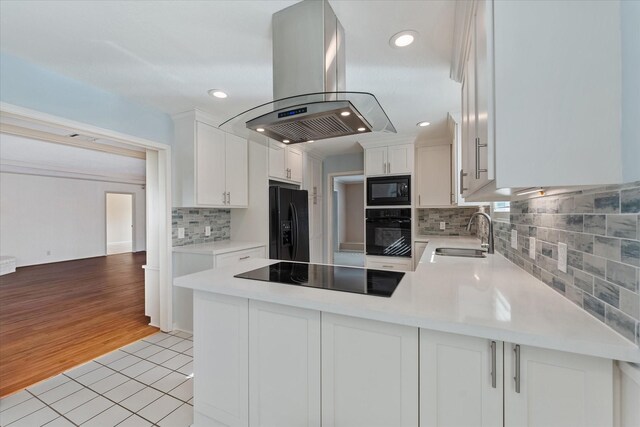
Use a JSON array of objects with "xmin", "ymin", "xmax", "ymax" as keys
[
  {"xmin": 365, "ymin": 144, "xmax": 414, "ymax": 176},
  {"xmin": 173, "ymin": 110, "xmax": 249, "ymax": 208},
  {"xmin": 268, "ymin": 140, "xmax": 303, "ymax": 184},
  {"xmin": 416, "ymin": 145, "xmax": 452, "ymax": 207},
  {"xmin": 304, "ymin": 154, "xmax": 324, "ymax": 263},
  {"xmin": 456, "ymin": 0, "xmax": 625, "ymax": 200}
]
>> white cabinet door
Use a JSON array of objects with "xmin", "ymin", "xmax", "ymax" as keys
[
  {"xmin": 225, "ymin": 133, "xmax": 248, "ymax": 207},
  {"xmin": 268, "ymin": 140, "xmax": 287, "ymax": 180},
  {"xmin": 365, "ymin": 147, "xmax": 387, "ymax": 176},
  {"xmin": 416, "ymin": 145, "xmax": 452, "ymax": 207},
  {"xmin": 474, "ymin": 0, "xmax": 494, "ymax": 186},
  {"xmin": 366, "ymin": 256, "xmax": 413, "ymax": 272},
  {"xmin": 388, "ymin": 143, "xmax": 414, "ymax": 175},
  {"xmin": 195, "ymin": 122, "xmax": 226, "ymax": 206},
  {"xmin": 287, "ymin": 147, "xmax": 303, "ymax": 183},
  {"xmin": 420, "ymin": 330, "xmax": 503, "ymax": 427},
  {"xmin": 193, "ymin": 292, "xmax": 248, "ymax": 427},
  {"xmin": 249, "ymin": 301, "xmax": 321, "ymax": 427},
  {"xmin": 214, "ymin": 246, "xmax": 266, "ymax": 268},
  {"xmin": 504, "ymin": 343, "xmax": 612, "ymax": 427},
  {"xmin": 322, "ymin": 313, "xmax": 418, "ymax": 427}
]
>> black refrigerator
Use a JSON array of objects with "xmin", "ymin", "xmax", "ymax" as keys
[{"xmin": 269, "ymin": 187, "xmax": 310, "ymax": 262}]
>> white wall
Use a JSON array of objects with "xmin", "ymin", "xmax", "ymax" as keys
[
  {"xmin": 106, "ymin": 193, "xmax": 133, "ymax": 244},
  {"xmin": 0, "ymin": 172, "xmax": 146, "ymax": 267}
]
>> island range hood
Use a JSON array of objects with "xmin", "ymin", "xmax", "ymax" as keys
[{"xmin": 220, "ymin": 0, "xmax": 396, "ymax": 144}]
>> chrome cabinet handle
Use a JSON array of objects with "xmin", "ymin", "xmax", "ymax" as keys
[
  {"xmin": 450, "ymin": 193, "xmax": 455, "ymax": 204},
  {"xmin": 460, "ymin": 169, "xmax": 468, "ymax": 194},
  {"xmin": 387, "ymin": 162, "xmax": 391, "ymax": 174},
  {"xmin": 382, "ymin": 265, "xmax": 394, "ymax": 268},
  {"xmin": 475, "ymin": 137, "xmax": 488, "ymax": 179},
  {"xmin": 226, "ymin": 192, "xmax": 230, "ymax": 204},
  {"xmin": 418, "ymin": 194, "xmax": 421, "ymax": 206},
  {"xmin": 490, "ymin": 341, "xmax": 497, "ymax": 389},
  {"xmin": 222, "ymin": 191, "xmax": 226, "ymax": 204},
  {"xmin": 239, "ymin": 255, "xmax": 250, "ymax": 260},
  {"xmin": 514, "ymin": 344, "xmax": 521, "ymax": 393}
]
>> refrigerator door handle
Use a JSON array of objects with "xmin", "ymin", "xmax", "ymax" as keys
[{"xmin": 290, "ymin": 202, "xmax": 299, "ymax": 261}]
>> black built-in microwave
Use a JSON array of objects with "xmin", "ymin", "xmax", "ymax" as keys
[{"xmin": 366, "ymin": 175, "xmax": 411, "ymax": 206}]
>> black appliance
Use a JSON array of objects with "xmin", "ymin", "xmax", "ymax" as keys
[
  {"xmin": 235, "ymin": 262, "xmax": 404, "ymax": 298},
  {"xmin": 366, "ymin": 208, "xmax": 412, "ymax": 257},
  {"xmin": 269, "ymin": 186, "xmax": 310, "ymax": 262},
  {"xmin": 366, "ymin": 175, "xmax": 411, "ymax": 206}
]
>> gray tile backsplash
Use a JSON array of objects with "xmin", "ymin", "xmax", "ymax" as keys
[
  {"xmin": 493, "ymin": 181, "xmax": 640, "ymax": 346},
  {"xmin": 172, "ymin": 208, "xmax": 230, "ymax": 247},
  {"xmin": 417, "ymin": 206, "xmax": 490, "ymax": 239}
]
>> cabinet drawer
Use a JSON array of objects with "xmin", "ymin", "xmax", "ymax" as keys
[
  {"xmin": 215, "ymin": 247, "xmax": 266, "ymax": 268},
  {"xmin": 366, "ymin": 257, "xmax": 413, "ymax": 272}
]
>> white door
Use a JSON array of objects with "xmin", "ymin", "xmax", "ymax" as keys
[
  {"xmin": 193, "ymin": 292, "xmax": 248, "ymax": 427},
  {"xmin": 322, "ymin": 313, "xmax": 419, "ymax": 427},
  {"xmin": 416, "ymin": 145, "xmax": 452, "ymax": 206},
  {"xmin": 287, "ymin": 147, "xmax": 303, "ymax": 183},
  {"xmin": 196, "ymin": 122, "xmax": 226, "ymax": 206},
  {"xmin": 268, "ymin": 140, "xmax": 287, "ymax": 180},
  {"xmin": 420, "ymin": 329, "xmax": 503, "ymax": 427},
  {"xmin": 105, "ymin": 193, "xmax": 133, "ymax": 254},
  {"xmin": 474, "ymin": 0, "xmax": 494, "ymax": 186},
  {"xmin": 225, "ymin": 133, "xmax": 249, "ymax": 207},
  {"xmin": 388, "ymin": 144, "xmax": 414, "ymax": 175},
  {"xmin": 365, "ymin": 147, "xmax": 387, "ymax": 176},
  {"xmin": 504, "ymin": 343, "xmax": 612, "ymax": 427},
  {"xmin": 249, "ymin": 301, "xmax": 321, "ymax": 427}
]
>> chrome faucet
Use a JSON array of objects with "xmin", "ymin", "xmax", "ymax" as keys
[{"xmin": 467, "ymin": 212, "xmax": 494, "ymax": 254}]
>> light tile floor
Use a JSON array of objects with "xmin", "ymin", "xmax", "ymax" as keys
[{"xmin": 0, "ymin": 331, "xmax": 194, "ymax": 427}]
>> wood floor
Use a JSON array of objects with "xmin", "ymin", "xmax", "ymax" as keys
[{"xmin": 0, "ymin": 252, "xmax": 158, "ymax": 397}]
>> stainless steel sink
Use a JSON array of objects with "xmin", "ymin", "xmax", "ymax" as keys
[{"xmin": 435, "ymin": 247, "xmax": 487, "ymax": 258}]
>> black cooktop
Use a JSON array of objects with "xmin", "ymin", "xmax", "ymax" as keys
[{"xmin": 234, "ymin": 262, "xmax": 404, "ymax": 298}]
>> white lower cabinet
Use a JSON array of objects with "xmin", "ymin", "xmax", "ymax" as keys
[
  {"xmin": 192, "ymin": 297, "xmax": 614, "ymax": 427},
  {"xmin": 322, "ymin": 313, "xmax": 419, "ymax": 427},
  {"xmin": 248, "ymin": 301, "xmax": 321, "ymax": 427},
  {"xmin": 420, "ymin": 330, "xmax": 503, "ymax": 427},
  {"xmin": 194, "ymin": 292, "xmax": 248, "ymax": 427},
  {"xmin": 420, "ymin": 329, "xmax": 613, "ymax": 427},
  {"xmin": 366, "ymin": 255, "xmax": 413, "ymax": 272},
  {"xmin": 504, "ymin": 343, "xmax": 612, "ymax": 427}
]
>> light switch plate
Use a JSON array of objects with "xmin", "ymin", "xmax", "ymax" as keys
[
  {"xmin": 529, "ymin": 237, "xmax": 536, "ymax": 259},
  {"xmin": 440, "ymin": 222, "xmax": 446, "ymax": 230},
  {"xmin": 178, "ymin": 227, "xmax": 185, "ymax": 239},
  {"xmin": 558, "ymin": 242, "xmax": 568, "ymax": 273},
  {"xmin": 511, "ymin": 229, "xmax": 518, "ymax": 249},
  {"xmin": 205, "ymin": 226, "xmax": 211, "ymax": 237}
]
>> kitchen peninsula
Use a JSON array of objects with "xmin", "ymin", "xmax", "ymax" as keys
[{"xmin": 174, "ymin": 237, "xmax": 640, "ymax": 427}]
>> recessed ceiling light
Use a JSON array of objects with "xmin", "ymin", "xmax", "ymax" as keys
[
  {"xmin": 357, "ymin": 127, "xmax": 366, "ymax": 132},
  {"xmin": 390, "ymin": 30, "xmax": 418, "ymax": 48},
  {"xmin": 283, "ymin": 139, "xmax": 290, "ymax": 143},
  {"xmin": 340, "ymin": 111, "xmax": 351, "ymax": 116},
  {"xmin": 208, "ymin": 89, "xmax": 227, "ymax": 98},
  {"xmin": 416, "ymin": 121, "xmax": 431, "ymax": 127},
  {"xmin": 256, "ymin": 128, "xmax": 265, "ymax": 132}
]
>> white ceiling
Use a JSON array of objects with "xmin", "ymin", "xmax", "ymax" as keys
[
  {"xmin": 0, "ymin": 133, "xmax": 146, "ymax": 181},
  {"xmin": 0, "ymin": 0, "xmax": 460, "ymax": 157}
]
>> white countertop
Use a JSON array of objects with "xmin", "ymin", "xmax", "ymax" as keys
[
  {"xmin": 172, "ymin": 240, "xmax": 265, "ymax": 255},
  {"xmin": 174, "ymin": 236, "xmax": 640, "ymax": 363}
]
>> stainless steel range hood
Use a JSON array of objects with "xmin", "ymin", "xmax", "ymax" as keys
[{"xmin": 220, "ymin": 0, "xmax": 395, "ymax": 144}]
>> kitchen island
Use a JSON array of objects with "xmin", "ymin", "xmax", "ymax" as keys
[{"xmin": 174, "ymin": 236, "xmax": 640, "ymax": 427}]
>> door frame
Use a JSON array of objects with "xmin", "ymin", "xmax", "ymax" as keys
[
  {"xmin": 104, "ymin": 191, "xmax": 136, "ymax": 255},
  {"xmin": 325, "ymin": 170, "xmax": 365, "ymax": 265},
  {"xmin": 1, "ymin": 102, "xmax": 173, "ymax": 332}
]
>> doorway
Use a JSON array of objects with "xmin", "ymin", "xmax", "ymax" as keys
[
  {"xmin": 106, "ymin": 192, "xmax": 134, "ymax": 254},
  {"xmin": 329, "ymin": 173, "xmax": 365, "ymax": 267}
]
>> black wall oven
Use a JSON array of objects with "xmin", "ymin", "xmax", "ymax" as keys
[
  {"xmin": 365, "ymin": 208, "xmax": 412, "ymax": 257},
  {"xmin": 366, "ymin": 175, "xmax": 411, "ymax": 206}
]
